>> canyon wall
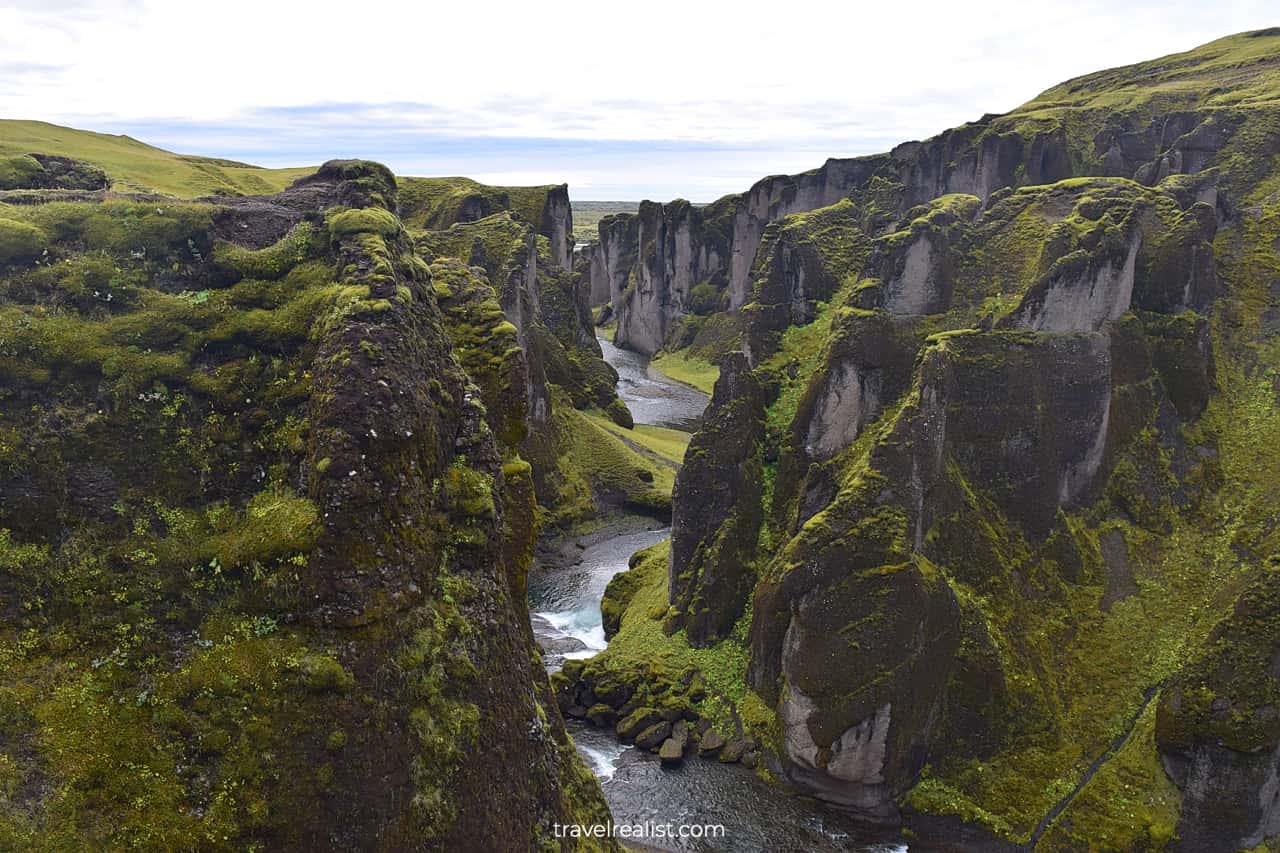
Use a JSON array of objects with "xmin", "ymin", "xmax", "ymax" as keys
[{"xmin": 655, "ymin": 28, "xmax": 1280, "ymax": 848}]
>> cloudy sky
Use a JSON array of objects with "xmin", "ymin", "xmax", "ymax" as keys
[{"xmin": 1, "ymin": 0, "xmax": 1274, "ymax": 200}]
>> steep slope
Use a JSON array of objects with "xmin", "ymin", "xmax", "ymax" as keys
[
  {"xmin": 562, "ymin": 27, "xmax": 1280, "ymax": 851},
  {"xmin": 0, "ymin": 161, "xmax": 614, "ymax": 849},
  {"xmin": 0, "ymin": 119, "xmax": 313, "ymax": 196}
]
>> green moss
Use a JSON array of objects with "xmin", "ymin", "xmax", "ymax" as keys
[
  {"xmin": 0, "ymin": 154, "xmax": 44, "ymax": 190},
  {"xmin": 582, "ymin": 539, "xmax": 757, "ymax": 741},
  {"xmin": 398, "ymin": 573, "xmax": 484, "ymax": 838},
  {"xmin": 428, "ymin": 257, "xmax": 527, "ymax": 446},
  {"xmin": 445, "ymin": 463, "xmax": 497, "ymax": 520},
  {"xmin": 18, "ymin": 200, "xmax": 215, "ymax": 261},
  {"xmin": 328, "ymin": 206, "xmax": 400, "ymax": 239},
  {"xmin": 297, "ymin": 653, "xmax": 355, "ymax": 692},
  {"xmin": 0, "ymin": 218, "xmax": 46, "ymax": 265},
  {"xmin": 1037, "ymin": 702, "xmax": 1180, "ymax": 851},
  {"xmin": 212, "ymin": 222, "xmax": 317, "ymax": 280},
  {"xmin": 398, "ymin": 176, "xmax": 557, "ymax": 232}
]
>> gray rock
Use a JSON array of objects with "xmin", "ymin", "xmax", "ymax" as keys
[
  {"xmin": 698, "ymin": 729, "xmax": 727, "ymax": 756},
  {"xmin": 718, "ymin": 739, "xmax": 745, "ymax": 763},
  {"xmin": 616, "ymin": 707, "xmax": 662, "ymax": 742},
  {"xmin": 586, "ymin": 704, "xmax": 618, "ymax": 728},
  {"xmin": 635, "ymin": 722, "xmax": 673, "ymax": 751}
]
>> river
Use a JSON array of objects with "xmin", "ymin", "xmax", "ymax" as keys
[{"xmin": 528, "ymin": 337, "xmax": 910, "ymax": 852}]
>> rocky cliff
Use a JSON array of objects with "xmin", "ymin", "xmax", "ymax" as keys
[
  {"xmin": 586, "ymin": 28, "xmax": 1280, "ymax": 850},
  {"xmin": 590, "ymin": 30, "xmax": 1274, "ymax": 361},
  {"xmin": 414, "ymin": 205, "xmax": 640, "ymax": 523},
  {"xmin": 0, "ymin": 161, "xmax": 614, "ymax": 850},
  {"xmin": 399, "ymin": 176, "xmax": 574, "ymax": 270}
]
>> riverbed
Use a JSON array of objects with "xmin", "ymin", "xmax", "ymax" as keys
[{"xmin": 529, "ymin": 338, "xmax": 910, "ymax": 852}]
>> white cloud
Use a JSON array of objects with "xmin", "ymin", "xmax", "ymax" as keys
[{"xmin": 1, "ymin": 0, "xmax": 1275, "ymax": 198}]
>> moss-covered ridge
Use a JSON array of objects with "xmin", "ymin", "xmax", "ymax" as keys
[
  {"xmin": 416, "ymin": 209, "xmax": 641, "ymax": 525},
  {"xmin": 0, "ymin": 160, "xmax": 614, "ymax": 850}
]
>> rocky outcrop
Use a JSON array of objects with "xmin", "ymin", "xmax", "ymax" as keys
[
  {"xmin": 747, "ymin": 328, "xmax": 1120, "ymax": 821},
  {"xmin": 740, "ymin": 199, "xmax": 871, "ymax": 361},
  {"xmin": 609, "ymin": 199, "xmax": 732, "ymax": 355},
  {"xmin": 0, "ymin": 161, "xmax": 614, "ymax": 850},
  {"xmin": 1156, "ymin": 567, "xmax": 1280, "ymax": 851},
  {"xmin": 0, "ymin": 152, "xmax": 109, "ymax": 191},
  {"xmin": 417, "ymin": 208, "xmax": 629, "ymax": 435},
  {"xmin": 1014, "ymin": 233, "xmax": 1141, "ymax": 332},
  {"xmin": 398, "ymin": 176, "xmax": 574, "ymax": 268},
  {"xmin": 863, "ymin": 194, "xmax": 980, "ymax": 318},
  {"xmin": 667, "ymin": 352, "xmax": 767, "ymax": 644}
]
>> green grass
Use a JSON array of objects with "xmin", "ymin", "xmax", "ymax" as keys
[
  {"xmin": 0, "ymin": 120, "xmax": 312, "ymax": 197},
  {"xmin": 585, "ymin": 411, "xmax": 692, "ymax": 465},
  {"xmin": 650, "ymin": 348, "xmax": 719, "ymax": 394},
  {"xmin": 543, "ymin": 400, "xmax": 675, "ymax": 523},
  {"xmin": 1017, "ymin": 28, "xmax": 1280, "ymax": 116}
]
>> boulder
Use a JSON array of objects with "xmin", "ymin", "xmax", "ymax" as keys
[
  {"xmin": 670, "ymin": 720, "xmax": 690, "ymax": 753},
  {"xmin": 616, "ymin": 707, "xmax": 663, "ymax": 742},
  {"xmin": 698, "ymin": 729, "xmax": 727, "ymax": 757},
  {"xmin": 718, "ymin": 739, "xmax": 745, "ymax": 763},
  {"xmin": 586, "ymin": 704, "xmax": 618, "ymax": 728},
  {"xmin": 635, "ymin": 722, "xmax": 673, "ymax": 751}
]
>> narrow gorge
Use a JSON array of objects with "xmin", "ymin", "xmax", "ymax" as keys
[{"xmin": 0, "ymin": 24, "xmax": 1279, "ymax": 853}]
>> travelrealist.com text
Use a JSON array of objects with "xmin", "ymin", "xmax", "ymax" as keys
[{"xmin": 551, "ymin": 821, "xmax": 727, "ymax": 840}]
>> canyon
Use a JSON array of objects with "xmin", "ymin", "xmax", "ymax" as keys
[{"xmin": 1, "ymin": 25, "xmax": 1280, "ymax": 853}]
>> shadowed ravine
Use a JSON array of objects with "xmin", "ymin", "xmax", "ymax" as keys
[{"xmin": 529, "ymin": 342, "xmax": 910, "ymax": 852}]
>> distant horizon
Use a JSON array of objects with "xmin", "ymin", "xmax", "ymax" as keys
[{"xmin": 3, "ymin": 1, "xmax": 1275, "ymax": 200}]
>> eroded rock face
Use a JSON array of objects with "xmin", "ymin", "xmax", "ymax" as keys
[
  {"xmin": 586, "ymin": 66, "xmax": 1243, "ymax": 360},
  {"xmin": 803, "ymin": 360, "xmax": 884, "ymax": 459},
  {"xmin": 724, "ymin": 158, "xmax": 887, "ymax": 310},
  {"xmin": 694, "ymin": 178, "xmax": 1227, "ymax": 831},
  {"xmin": 1156, "ymin": 568, "xmax": 1280, "ymax": 851},
  {"xmin": 610, "ymin": 200, "xmax": 730, "ymax": 355},
  {"xmin": 1016, "ymin": 233, "xmax": 1141, "ymax": 332},
  {"xmin": 652, "ymin": 29, "xmax": 1280, "ymax": 846},
  {"xmin": 668, "ymin": 352, "xmax": 766, "ymax": 644},
  {"xmin": 1164, "ymin": 742, "xmax": 1280, "ymax": 851},
  {"xmin": 541, "ymin": 184, "xmax": 575, "ymax": 271},
  {"xmin": 744, "ymin": 200, "xmax": 872, "ymax": 361}
]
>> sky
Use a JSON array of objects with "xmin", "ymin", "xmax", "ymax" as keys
[{"xmin": 1, "ymin": 0, "xmax": 1275, "ymax": 201}]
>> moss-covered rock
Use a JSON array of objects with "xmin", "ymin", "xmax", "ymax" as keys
[
  {"xmin": 0, "ymin": 153, "xmax": 108, "ymax": 191},
  {"xmin": 0, "ymin": 160, "xmax": 614, "ymax": 850},
  {"xmin": 668, "ymin": 352, "xmax": 767, "ymax": 645}
]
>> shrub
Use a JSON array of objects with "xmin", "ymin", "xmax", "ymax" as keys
[{"xmin": 0, "ymin": 218, "xmax": 45, "ymax": 265}]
